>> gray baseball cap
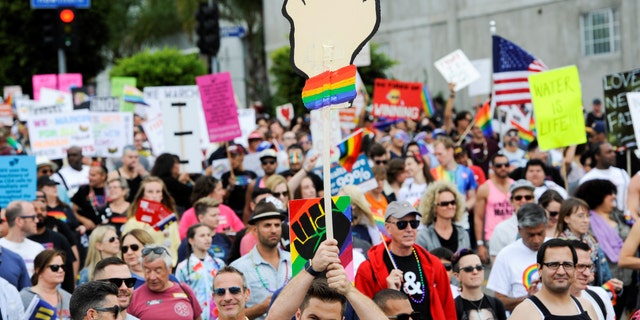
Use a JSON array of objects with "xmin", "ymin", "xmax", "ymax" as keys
[
  {"xmin": 510, "ymin": 179, "xmax": 535, "ymax": 194},
  {"xmin": 384, "ymin": 201, "xmax": 421, "ymax": 221}
]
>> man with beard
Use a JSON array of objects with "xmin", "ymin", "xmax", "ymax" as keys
[
  {"xmin": 94, "ymin": 257, "xmax": 140, "ymax": 320},
  {"xmin": 108, "ymin": 145, "xmax": 147, "ymax": 203},
  {"xmin": 230, "ymin": 202, "xmax": 291, "ymax": 320},
  {"xmin": 0, "ymin": 201, "xmax": 44, "ymax": 276},
  {"xmin": 73, "ymin": 163, "xmax": 109, "ymax": 231},
  {"xmin": 579, "ymin": 142, "xmax": 630, "ymax": 213},
  {"xmin": 52, "ymin": 145, "xmax": 90, "ymax": 198},
  {"xmin": 500, "ymin": 128, "xmax": 527, "ymax": 169},
  {"xmin": 510, "ymin": 239, "xmax": 597, "ymax": 319},
  {"xmin": 568, "ymin": 240, "xmax": 615, "ymax": 320}
]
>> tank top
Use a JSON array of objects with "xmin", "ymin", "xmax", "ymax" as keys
[
  {"xmin": 528, "ymin": 295, "xmax": 592, "ymax": 320},
  {"xmin": 483, "ymin": 179, "xmax": 514, "ymax": 241}
]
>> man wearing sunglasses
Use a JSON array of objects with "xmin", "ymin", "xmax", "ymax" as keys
[
  {"xmin": 500, "ymin": 128, "xmax": 526, "ymax": 169},
  {"xmin": 70, "ymin": 280, "xmax": 123, "ymax": 320},
  {"xmin": 355, "ymin": 201, "xmax": 456, "ymax": 320},
  {"xmin": 373, "ymin": 289, "xmax": 418, "ymax": 320},
  {"xmin": 0, "ymin": 201, "xmax": 44, "ymax": 277},
  {"xmin": 128, "ymin": 244, "xmax": 202, "ymax": 320},
  {"xmin": 94, "ymin": 257, "xmax": 139, "ymax": 320},
  {"xmin": 243, "ymin": 149, "xmax": 280, "ymax": 222},
  {"xmin": 510, "ymin": 239, "xmax": 597, "ymax": 319},
  {"xmin": 213, "ymin": 266, "xmax": 251, "ymax": 320}
]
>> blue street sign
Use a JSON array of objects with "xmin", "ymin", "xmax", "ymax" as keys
[
  {"xmin": 31, "ymin": 0, "xmax": 91, "ymax": 9},
  {"xmin": 220, "ymin": 26, "xmax": 246, "ymax": 38}
]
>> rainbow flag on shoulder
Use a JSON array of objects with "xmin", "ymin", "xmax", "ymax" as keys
[
  {"xmin": 474, "ymin": 99, "xmax": 493, "ymax": 137},
  {"xmin": 336, "ymin": 128, "xmax": 363, "ymax": 171}
]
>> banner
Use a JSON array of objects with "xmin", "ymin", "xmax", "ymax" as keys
[
  {"xmin": 371, "ymin": 79, "xmax": 423, "ymax": 120},
  {"xmin": 196, "ymin": 72, "xmax": 242, "ymax": 143},
  {"xmin": 289, "ymin": 196, "xmax": 354, "ymax": 281},
  {"xmin": 0, "ymin": 156, "xmax": 36, "ymax": 207},
  {"xmin": 434, "ymin": 49, "xmax": 481, "ymax": 92},
  {"xmin": 28, "ymin": 111, "xmax": 95, "ymax": 159},
  {"xmin": 91, "ymin": 112, "xmax": 134, "ymax": 158},
  {"xmin": 529, "ymin": 65, "xmax": 586, "ymax": 150},
  {"xmin": 602, "ymin": 69, "xmax": 639, "ymax": 148},
  {"xmin": 329, "ymin": 154, "xmax": 377, "ymax": 195}
]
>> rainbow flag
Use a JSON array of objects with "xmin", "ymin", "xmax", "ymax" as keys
[
  {"xmin": 123, "ymin": 84, "xmax": 148, "ymax": 105},
  {"xmin": 421, "ymin": 85, "xmax": 435, "ymax": 117},
  {"xmin": 301, "ymin": 65, "xmax": 357, "ymax": 110},
  {"xmin": 510, "ymin": 120, "xmax": 535, "ymax": 146},
  {"xmin": 336, "ymin": 129, "xmax": 363, "ymax": 171},
  {"xmin": 474, "ymin": 99, "xmax": 493, "ymax": 137}
]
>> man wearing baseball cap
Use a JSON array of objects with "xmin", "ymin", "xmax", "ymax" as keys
[
  {"xmin": 243, "ymin": 148, "xmax": 280, "ymax": 222},
  {"xmin": 355, "ymin": 200, "xmax": 456, "ymax": 320}
]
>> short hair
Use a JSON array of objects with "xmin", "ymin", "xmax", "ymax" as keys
[
  {"xmin": 4, "ymin": 200, "xmax": 26, "ymax": 227},
  {"xmin": 252, "ymin": 187, "xmax": 272, "ymax": 202},
  {"xmin": 368, "ymin": 143, "xmax": 387, "ymax": 158},
  {"xmin": 490, "ymin": 153, "xmax": 508, "ymax": 166},
  {"xmin": 122, "ymin": 145, "xmax": 137, "ymax": 154},
  {"xmin": 32, "ymin": 249, "xmax": 66, "ymax": 286},
  {"xmin": 566, "ymin": 239, "xmax": 591, "ymax": 253},
  {"xmin": 430, "ymin": 247, "xmax": 454, "ymax": 261},
  {"xmin": 574, "ymin": 179, "xmax": 617, "ymax": 210},
  {"xmin": 524, "ymin": 159, "xmax": 547, "ymax": 175},
  {"xmin": 517, "ymin": 203, "xmax": 547, "ymax": 229},
  {"xmin": 93, "ymin": 257, "xmax": 127, "ymax": 280},
  {"xmin": 536, "ymin": 238, "xmax": 577, "ymax": 266},
  {"xmin": 435, "ymin": 136, "xmax": 456, "ymax": 150},
  {"xmin": 194, "ymin": 197, "xmax": 220, "ymax": 217},
  {"xmin": 527, "ymin": 140, "xmax": 540, "ymax": 153},
  {"xmin": 372, "ymin": 165, "xmax": 387, "ymax": 181},
  {"xmin": 214, "ymin": 266, "xmax": 248, "ymax": 289},
  {"xmin": 373, "ymin": 289, "xmax": 409, "ymax": 314},
  {"xmin": 450, "ymin": 248, "xmax": 475, "ymax": 272},
  {"xmin": 300, "ymin": 278, "xmax": 347, "ymax": 317},
  {"xmin": 107, "ymin": 177, "xmax": 129, "ymax": 191},
  {"xmin": 538, "ymin": 189, "xmax": 563, "ymax": 209},
  {"xmin": 287, "ymin": 143, "xmax": 304, "ymax": 153},
  {"xmin": 70, "ymin": 281, "xmax": 119, "ymax": 320},
  {"xmin": 140, "ymin": 244, "xmax": 172, "ymax": 269}
]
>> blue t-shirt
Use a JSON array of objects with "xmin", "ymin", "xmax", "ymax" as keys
[{"xmin": 0, "ymin": 246, "xmax": 30, "ymax": 290}]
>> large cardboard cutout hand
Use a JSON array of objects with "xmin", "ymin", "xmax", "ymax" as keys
[{"xmin": 283, "ymin": 0, "xmax": 381, "ymax": 79}]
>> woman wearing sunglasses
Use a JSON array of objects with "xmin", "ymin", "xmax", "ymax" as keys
[
  {"xmin": 78, "ymin": 225, "xmax": 121, "ymax": 285},
  {"xmin": 537, "ymin": 190, "xmax": 563, "ymax": 239},
  {"xmin": 451, "ymin": 248, "xmax": 506, "ymax": 320},
  {"xmin": 416, "ymin": 181, "xmax": 469, "ymax": 253},
  {"xmin": 120, "ymin": 229, "xmax": 153, "ymax": 288},
  {"xmin": 20, "ymin": 249, "xmax": 72, "ymax": 319}
]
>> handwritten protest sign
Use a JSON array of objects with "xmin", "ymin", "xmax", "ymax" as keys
[
  {"xmin": 141, "ymin": 110, "xmax": 164, "ymax": 156},
  {"xmin": 434, "ymin": 49, "xmax": 481, "ymax": 92},
  {"xmin": 58, "ymin": 73, "xmax": 83, "ymax": 93},
  {"xmin": 371, "ymin": 79, "xmax": 423, "ymax": 120},
  {"xmin": 15, "ymin": 99, "xmax": 37, "ymax": 121},
  {"xmin": 32, "ymin": 74, "xmax": 57, "ymax": 101},
  {"xmin": 602, "ymin": 69, "xmax": 639, "ymax": 148},
  {"xmin": 90, "ymin": 96, "xmax": 120, "ymax": 112},
  {"xmin": 91, "ymin": 112, "xmax": 134, "ymax": 158},
  {"xmin": 28, "ymin": 111, "xmax": 95, "ymax": 159},
  {"xmin": 110, "ymin": 77, "xmax": 136, "ymax": 112},
  {"xmin": 0, "ymin": 156, "xmax": 36, "ymax": 207},
  {"xmin": 276, "ymin": 103, "xmax": 293, "ymax": 128},
  {"xmin": 39, "ymin": 88, "xmax": 73, "ymax": 114},
  {"xmin": 626, "ymin": 92, "xmax": 640, "ymax": 158},
  {"xmin": 196, "ymin": 72, "xmax": 242, "ymax": 143},
  {"xmin": 329, "ymin": 154, "xmax": 376, "ymax": 195},
  {"xmin": 289, "ymin": 196, "xmax": 354, "ymax": 280},
  {"xmin": 529, "ymin": 65, "xmax": 586, "ymax": 150}
]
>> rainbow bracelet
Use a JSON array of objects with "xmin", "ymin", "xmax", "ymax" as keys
[{"xmin": 301, "ymin": 64, "xmax": 357, "ymax": 110}]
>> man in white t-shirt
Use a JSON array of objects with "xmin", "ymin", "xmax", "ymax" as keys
[
  {"xmin": 568, "ymin": 240, "xmax": 615, "ymax": 320},
  {"xmin": 487, "ymin": 203, "xmax": 548, "ymax": 312},
  {"xmin": 0, "ymin": 201, "xmax": 44, "ymax": 276},
  {"xmin": 52, "ymin": 145, "xmax": 90, "ymax": 198},
  {"xmin": 579, "ymin": 142, "xmax": 629, "ymax": 212}
]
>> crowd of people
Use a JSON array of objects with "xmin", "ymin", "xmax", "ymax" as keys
[{"xmin": 1, "ymin": 83, "xmax": 640, "ymax": 320}]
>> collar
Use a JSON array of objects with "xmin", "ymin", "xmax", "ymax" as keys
[{"xmin": 250, "ymin": 246, "xmax": 290, "ymax": 266}]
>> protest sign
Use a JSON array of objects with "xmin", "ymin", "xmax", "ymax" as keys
[
  {"xmin": 196, "ymin": 72, "xmax": 242, "ymax": 143},
  {"xmin": 160, "ymin": 97, "xmax": 205, "ymax": 173},
  {"xmin": 233, "ymin": 108, "xmax": 257, "ymax": 147},
  {"xmin": 32, "ymin": 74, "xmax": 57, "ymax": 101},
  {"xmin": 276, "ymin": 103, "xmax": 293, "ymax": 128},
  {"xmin": 0, "ymin": 103, "xmax": 11, "ymax": 125},
  {"xmin": 89, "ymin": 96, "xmax": 120, "ymax": 112},
  {"xmin": 289, "ymin": 196, "xmax": 354, "ymax": 280},
  {"xmin": 0, "ymin": 156, "xmax": 36, "ymax": 207},
  {"xmin": 141, "ymin": 111, "xmax": 164, "ymax": 156},
  {"xmin": 329, "ymin": 154, "xmax": 376, "ymax": 195},
  {"xmin": 135, "ymin": 199, "xmax": 177, "ymax": 231},
  {"xmin": 602, "ymin": 68, "xmax": 639, "ymax": 148},
  {"xmin": 210, "ymin": 158, "xmax": 231, "ymax": 180},
  {"xmin": 469, "ymin": 58, "xmax": 492, "ymax": 97},
  {"xmin": 39, "ymin": 88, "xmax": 73, "ymax": 114},
  {"xmin": 434, "ymin": 49, "xmax": 481, "ymax": 92},
  {"xmin": 28, "ymin": 111, "xmax": 95, "ymax": 159},
  {"xmin": 91, "ymin": 112, "xmax": 134, "ymax": 158},
  {"xmin": 626, "ymin": 92, "xmax": 640, "ymax": 157},
  {"xmin": 15, "ymin": 99, "xmax": 37, "ymax": 121},
  {"xmin": 58, "ymin": 73, "xmax": 82, "ymax": 93},
  {"xmin": 3, "ymin": 85, "xmax": 22, "ymax": 101},
  {"xmin": 110, "ymin": 77, "xmax": 136, "ymax": 112},
  {"xmin": 371, "ymin": 79, "xmax": 423, "ymax": 120},
  {"xmin": 529, "ymin": 65, "xmax": 586, "ymax": 150}
]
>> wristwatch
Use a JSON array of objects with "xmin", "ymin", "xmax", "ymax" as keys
[{"xmin": 304, "ymin": 260, "xmax": 322, "ymax": 278}]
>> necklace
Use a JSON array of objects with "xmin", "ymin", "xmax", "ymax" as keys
[
  {"xmin": 467, "ymin": 295, "xmax": 484, "ymax": 312},
  {"xmin": 389, "ymin": 248, "xmax": 426, "ymax": 304},
  {"xmin": 250, "ymin": 250, "xmax": 289, "ymax": 293}
]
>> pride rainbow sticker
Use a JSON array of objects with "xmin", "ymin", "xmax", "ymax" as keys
[{"xmin": 522, "ymin": 264, "xmax": 539, "ymax": 290}]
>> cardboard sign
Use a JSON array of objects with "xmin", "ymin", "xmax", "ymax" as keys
[
  {"xmin": 91, "ymin": 112, "xmax": 134, "ymax": 158},
  {"xmin": 434, "ymin": 49, "xmax": 481, "ymax": 92},
  {"xmin": 57, "ymin": 73, "xmax": 83, "ymax": 93},
  {"xmin": 289, "ymin": 196, "xmax": 354, "ymax": 281},
  {"xmin": 39, "ymin": 88, "xmax": 73, "ymax": 114},
  {"xmin": 28, "ymin": 111, "xmax": 95, "ymax": 159},
  {"xmin": 371, "ymin": 79, "xmax": 423, "ymax": 120},
  {"xmin": 469, "ymin": 58, "xmax": 492, "ymax": 97},
  {"xmin": 276, "ymin": 103, "xmax": 294, "ymax": 128},
  {"xmin": 626, "ymin": 92, "xmax": 640, "ymax": 157},
  {"xmin": 329, "ymin": 154, "xmax": 376, "ymax": 195},
  {"xmin": 0, "ymin": 156, "xmax": 36, "ymax": 207},
  {"xmin": 90, "ymin": 96, "xmax": 121, "ymax": 112},
  {"xmin": 110, "ymin": 77, "xmax": 137, "ymax": 112},
  {"xmin": 160, "ymin": 97, "xmax": 205, "ymax": 173},
  {"xmin": 196, "ymin": 72, "xmax": 242, "ymax": 143},
  {"xmin": 602, "ymin": 69, "xmax": 640, "ymax": 148},
  {"xmin": 141, "ymin": 110, "xmax": 165, "ymax": 156},
  {"xmin": 135, "ymin": 199, "xmax": 177, "ymax": 231},
  {"xmin": 529, "ymin": 65, "xmax": 586, "ymax": 150}
]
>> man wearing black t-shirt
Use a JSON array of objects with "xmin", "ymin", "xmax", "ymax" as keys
[
  {"xmin": 355, "ymin": 201, "xmax": 456, "ymax": 320},
  {"xmin": 72, "ymin": 163, "xmax": 109, "ymax": 230}
]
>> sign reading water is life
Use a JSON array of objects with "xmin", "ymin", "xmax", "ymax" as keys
[{"xmin": 0, "ymin": 156, "xmax": 36, "ymax": 207}]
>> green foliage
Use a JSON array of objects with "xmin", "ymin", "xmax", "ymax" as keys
[
  {"xmin": 109, "ymin": 48, "xmax": 207, "ymax": 88},
  {"xmin": 358, "ymin": 43, "xmax": 398, "ymax": 95}
]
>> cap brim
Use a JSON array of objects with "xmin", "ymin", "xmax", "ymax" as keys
[{"xmin": 248, "ymin": 212, "xmax": 285, "ymax": 225}]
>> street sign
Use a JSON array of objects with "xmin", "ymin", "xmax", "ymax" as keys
[
  {"xmin": 31, "ymin": 0, "xmax": 90, "ymax": 9},
  {"xmin": 220, "ymin": 26, "xmax": 245, "ymax": 38}
]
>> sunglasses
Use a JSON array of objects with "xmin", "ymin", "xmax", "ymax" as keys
[
  {"xmin": 261, "ymin": 160, "xmax": 276, "ymax": 165},
  {"xmin": 548, "ymin": 211, "xmax": 559, "ymax": 217},
  {"xmin": 100, "ymin": 277, "xmax": 136, "ymax": 288},
  {"xmin": 459, "ymin": 264, "xmax": 485, "ymax": 273},
  {"xmin": 48, "ymin": 264, "xmax": 66, "ymax": 272},
  {"xmin": 388, "ymin": 312, "xmax": 420, "ymax": 320},
  {"xmin": 437, "ymin": 200, "xmax": 456, "ymax": 207},
  {"xmin": 121, "ymin": 244, "xmax": 140, "ymax": 254},
  {"xmin": 214, "ymin": 286, "xmax": 243, "ymax": 296},
  {"xmin": 388, "ymin": 220, "xmax": 420, "ymax": 230},
  {"xmin": 94, "ymin": 305, "xmax": 121, "ymax": 318},
  {"xmin": 375, "ymin": 160, "xmax": 388, "ymax": 165},
  {"xmin": 442, "ymin": 263, "xmax": 452, "ymax": 271},
  {"xmin": 513, "ymin": 195, "xmax": 534, "ymax": 201},
  {"xmin": 272, "ymin": 192, "xmax": 289, "ymax": 198},
  {"xmin": 106, "ymin": 236, "xmax": 118, "ymax": 243},
  {"xmin": 493, "ymin": 162, "xmax": 509, "ymax": 169},
  {"xmin": 141, "ymin": 246, "xmax": 169, "ymax": 256}
]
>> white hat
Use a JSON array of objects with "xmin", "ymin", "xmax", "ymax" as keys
[{"xmin": 36, "ymin": 156, "xmax": 58, "ymax": 171}]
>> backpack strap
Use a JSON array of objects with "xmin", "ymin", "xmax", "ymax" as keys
[
  {"xmin": 584, "ymin": 288, "xmax": 607, "ymax": 319},
  {"xmin": 56, "ymin": 172, "xmax": 69, "ymax": 190}
]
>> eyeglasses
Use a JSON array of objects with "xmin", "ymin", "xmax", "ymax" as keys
[
  {"xmin": 387, "ymin": 220, "xmax": 420, "ymax": 230},
  {"xmin": 493, "ymin": 162, "xmax": 509, "ymax": 169},
  {"xmin": 437, "ymin": 200, "xmax": 456, "ymax": 207},
  {"xmin": 576, "ymin": 263, "xmax": 595, "ymax": 272},
  {"xmin": 214, "ymin": 286, "xmax": 243, "ymax": 296},
  {"xmin": 272, "ymin": 192, "xmax": 289, "ymax": 198},
  {"xmin": 106, "ymin": 236, "xmax": 118, "ymax": 243},
  {"xmin": 442, "ymin": 263, "xmax": 452, "ymax": 271},
  {"xmin": 48, "ymin": 264, "xmax": 66, "ymax": 272},
  {"xmin": 100, "ymin": 277, "xmax": 136, "ymax": 288},
  {"xmin": 541, "ymin": 261, "xmax": 575, "ymax": 271},
  {"xmin": 375, "ymin": 160, "xmax": 388, "ymax": 165},
  {"xmin": 459, "ymin": 265, "xmax": 484, "ymax": 273},
  {"xmin": 513, "ymin": 195, "xmax": 534, "ymax": 201},
  {"xmin": 19, "ymin": 215, "xmax": 37, "ymax": 220},
  {"xmin": 261, "ymin": 160, "xmax": 276, "ymax": 165},
  {"xmin": 388, "ymin": 312, "xmax": 420, "ymax": 320},
  {"xmin": 141, "ymin": 246, "xmax": 169, "ymax": 256},
  {"xmin": 94, "ymin": 305, "xmax": 121, "ymax": 318},
  {"xmin": 548, "ymin": 211, "xmax": 559, "ymax": 217},
  {"xmin": 121, "ymin": 244, "xmax": 140, "ymax": 254}
]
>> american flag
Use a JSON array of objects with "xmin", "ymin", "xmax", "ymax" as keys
[{"xmin": 492, "ymin": 35, "xmax": 547, "ymax": 107}]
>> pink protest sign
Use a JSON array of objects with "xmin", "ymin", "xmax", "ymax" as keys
[
  {"xmin": 32, "ymin": 74, "xmax": 57, "ymax": 101},
  {"xmin": 196, "ymin": 72, "xmax": 242, "ymax": 143},
  {"xmin": 58, "ymin": 73, "xmax": 83, "ymax": 93}
]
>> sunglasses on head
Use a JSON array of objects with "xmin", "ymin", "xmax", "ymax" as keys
[
  {"xmin": 272, "ymin": 191, "xmax": 289, "ymax": 198},
  {"xmin": 94, "ymin": 305, "xmax": 121, "ymax": 318},
  {"xmin": 388, "ymin": 312, "xmax": 420, "ymax": 320},
  {"xmin": 375, "ymin": 160, "xmax": 388, "ymax": 165},
  {"xmin": 513, "ymin": 195, "xmax": 534, "ymax": 201},
  {"xmin": 48, "ymin": 264, "xmax": 66, "ymax": 272},
  {"xmin": 459, "ymin": 264, "xmax": 484, "ymax": 273},
  {"xmin": 261, "ymin": 160, "xmax": 276, "ymax": 165},
  {"xmin": 493, "ymin": 162, "xmax": 509, "ymax": 169},
  {"xmin": 121, "ymin": 244, "xmax": 140, "ymax": 254},
  {"xmin": 388, "ymin": 220, "xmax": 420, "ymax": 230},
  {"xmin": 437, "ymin": 200, "xmax": 456, "ymax": 207},
  {"xmin": 214, "ymin": 286, "xmax": 243, "ymax": 296},
  {"xmin": 141, "ymin": 247, "xmax": 169, "ymax": 256},
  {"xmin": 100, "ymin": 277, "xmax": 136, "ymax": 288}
]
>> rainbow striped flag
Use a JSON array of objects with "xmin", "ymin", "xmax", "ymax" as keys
[
  {"xmin": 510, "ymin": 120, "xmax": 535, "ymax": 145},
  {"xmin": 421, "ymin": 85, "xmax": 435, "ymax": 117},
  {"xmin": 474, "ymin": 99, "xmax": 493, "ymax": 137},
  {"xmin": 123, "ymin": 84, "xmax": 148, "ymax": 105},
  {"xmin": 301, "ymin": 65, "xmax": 357, "ymax": 110},
  {"xmin": 336, "ymin": 128, "xmax": 363, "ymax": 171}
]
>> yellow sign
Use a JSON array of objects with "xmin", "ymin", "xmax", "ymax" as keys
[{"xmin": 529, "ymin": 65, "xmax": 586, "ymax": 150}]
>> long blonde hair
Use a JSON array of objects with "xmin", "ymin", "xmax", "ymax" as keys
[
  {"xmin": 418, "ymin": 181, "xmax": 465, "ymax": 226},
  {"xmin": 85, "ymin": 225, "xmax": 118, "ymax": 281},
  {"xmin": 339, "ymin": 185, "xmax": 375, "ymax": 226}
]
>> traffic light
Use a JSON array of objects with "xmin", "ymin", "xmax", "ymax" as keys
[
  {"xmin": 196, "ymin": 2, "xmax": 220, "ymax": 56},
  {"xmin": 58, "ymin": 8, "xmax": 77, "ymax": 50}
]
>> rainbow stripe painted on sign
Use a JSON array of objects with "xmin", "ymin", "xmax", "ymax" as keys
[{"xmin": 301, "ymin": 65, "xmax": 357, "ymax": 110}]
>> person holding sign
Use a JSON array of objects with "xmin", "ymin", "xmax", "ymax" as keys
[{"xmin": 355, "ymin": 201, "xmax": 456, "ymax": 320}]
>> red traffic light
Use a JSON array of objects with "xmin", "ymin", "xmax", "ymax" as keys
[{"xmin": 59, "ymin": 9, "xmax": 75, "ymax": 23}]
